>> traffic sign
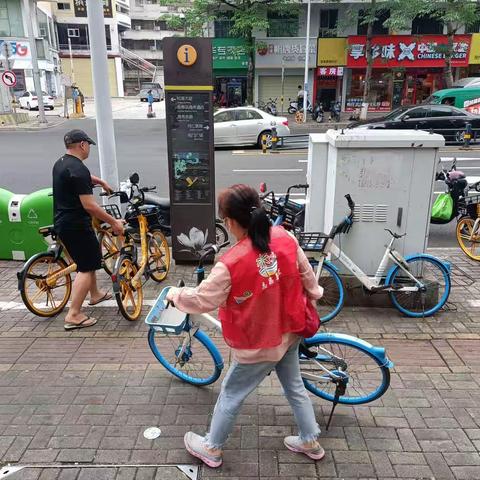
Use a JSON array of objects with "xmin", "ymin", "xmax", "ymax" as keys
[
  {"xmin": 1, "ymin": 70, "xmax": 16, "ymax": 88},
  {"xmin": 60, "ymin": 73, "xmax": 72, "ymax": 87}
]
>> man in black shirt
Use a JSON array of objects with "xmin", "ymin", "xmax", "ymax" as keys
[{"xmin": 53, "ymin": 129, "xmax": 124, "ymax": 330}]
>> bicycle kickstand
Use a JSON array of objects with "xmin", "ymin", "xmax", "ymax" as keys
[{"xmin": 325, "ymin": 378, "xmax": 347, "ymax": 431}]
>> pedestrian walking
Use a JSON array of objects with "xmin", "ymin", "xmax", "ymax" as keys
[
  {"xmin": 52, "ymin": 129, "xmax": 124, "ymax": 330},
  {"xmin": 297, "ymin": 84, "xmax": 305, "ymax": 110},
  {"xmin": 166, "ymin": 184, "xmax": 324, "ymax": 468},
  {"xmin": 147, "ymin": 90, "xmax": 154, "ymax": 115}
]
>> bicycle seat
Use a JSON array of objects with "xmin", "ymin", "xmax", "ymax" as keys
[
  {"xmin": 38, "ymin": 225, "xmax": 55, "ymax": 237},
  {"xmin": 385, "ymin": 228, "xmax": 406, "ymax": 239},
  {"xmin": 143, "ymin": 193, "xmax": 170, "ymax": 208}
]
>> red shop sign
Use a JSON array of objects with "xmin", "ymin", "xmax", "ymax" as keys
[{"xmin": 347, "ymin": 35, "xmax": 471, "ymax": 68}]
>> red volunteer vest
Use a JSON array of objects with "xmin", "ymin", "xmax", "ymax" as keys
[{"xmin": 219, "ymin": 226, "xmax": 309, "ymax": 349}]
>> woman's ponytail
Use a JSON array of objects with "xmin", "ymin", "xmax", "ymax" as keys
[{"xmin": 248, "ymin": 207, "xmax": 271, "ymax": 253}]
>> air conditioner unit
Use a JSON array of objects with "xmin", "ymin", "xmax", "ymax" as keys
[
  {"xmin": 150, "ymin": 46, "xmax": 157, "ymax": 51},
  {"xmin": 135, "ymin": 25, "xmax": 141, "ymax": 30},
  {"xmin": 153, "ymin": 26, "xmax": 161, "ymax": 31}
]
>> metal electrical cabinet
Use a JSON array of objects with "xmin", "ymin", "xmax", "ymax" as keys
[{"xmin": 306, "ymin": 129, "xmax": 445, "ymax": 276}]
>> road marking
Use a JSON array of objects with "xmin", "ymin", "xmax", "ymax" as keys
[
  {"xmin": 232, "ymin": 150, "xmax": 245, "ymax": 154},
  {"xmin": 440, "ymin": 157, "xmax": 480, "ymax": 161},
  {"xmin": 232, "ymin": 168, "xmax": 303, "ymax": 173},
  {"xmin": 0, "ymin": 299, "xmax": 157, "ymax": 312},
  {"xmin": 298, "ymin": 160, "xmax": 308, "ymax": 163}
]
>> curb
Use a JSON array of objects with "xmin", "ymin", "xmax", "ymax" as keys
[{"xmin": 0, "ymin": 117, "xmax": 68, "ymax": 132}]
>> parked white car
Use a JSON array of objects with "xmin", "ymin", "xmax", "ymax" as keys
[
  {"xmin": 19, "ymin": 91, "xmax": 54, "ymax": 111},
  {"xmin": 214, "ymin": 107, "xmax": 290, "ymax": 147}
]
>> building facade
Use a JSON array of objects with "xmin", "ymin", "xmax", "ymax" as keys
[
  {"xmin": 0, "ymin": 0, "xmax": 60, "ymax": 98},
  {"xmin": 121, "ymin": 0, "xmax": 183, "ymax": 95},
  {"xmin": 51, "ymin": 0, "xmax": 130, "ymax": 97}
]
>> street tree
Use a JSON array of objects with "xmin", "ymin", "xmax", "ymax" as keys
[
  {"xmin": 388, "ymin": 0, "xmax": 478, "ymax": 88},
  {"xmin": 159, "ymin": 0, "xmax": 299, "ymax": 104}
]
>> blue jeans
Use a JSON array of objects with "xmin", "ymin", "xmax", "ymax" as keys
[{"xmin": 205, "ymin": 341, "xmax": 321, "ymax": 449}]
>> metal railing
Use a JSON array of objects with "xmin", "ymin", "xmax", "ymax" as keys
[
  {"xmin": 59, "ymin": 43, "xmax": 112, "ymax": 51},
  {"xmin": 120, "ymin": 46, "xmax": 157, "ymax": 81}
]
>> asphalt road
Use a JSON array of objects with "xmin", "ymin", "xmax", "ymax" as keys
[{"xmin": 2, "ymin": 118, "xmax": 480, "ymax": 248}]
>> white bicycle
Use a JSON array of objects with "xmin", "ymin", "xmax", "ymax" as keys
[{"xmin": 298, "ymin": 195, "xmax": 452, "ymax": 321}]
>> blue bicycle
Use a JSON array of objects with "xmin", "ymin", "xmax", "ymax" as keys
[
  {"xmin": 260, "ymin": 186, "xmax": 452, "ymax": 321},
  {"xmin": 146, "ymin": 241, "xmax": 394, "ymax": 427}
]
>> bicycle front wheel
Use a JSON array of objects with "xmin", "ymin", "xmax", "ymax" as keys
[
  {"xmin": 316, "ymin": 261, "xmax": 344, "ymax": 324},
  {"xmin": 113, "ymin": 255, "xmax": 143, "ymax": 321},
  {"xmin": 388, "ymin": 256, "xmax": 451, "ymax": 317},
  {"xmin": 98, "ymin": 229, "xmax": 121, "ymax": 275},
  {"xmin": 148, "ymin": 229, "xmax": 171, "ymax": 283},
  {"xmin": 148, "ymin": 327, "xmax": 222, "ymax": 386},
  {"xmin": 300, "ymin": 338, "xmax": 390, "ymax": 405},
  {"xmin": 20, "ymin": 253, "xmax": 72, "ymax": 317},
  {"xmin": 215, "ymin": 222, "xmax": 228, "ymax": 245},
  {"xmin": 456, "ymin": 216, "xmax": 480, "ymax": 261}
]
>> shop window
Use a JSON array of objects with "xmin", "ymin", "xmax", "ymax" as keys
[
  {"xmin": 319, "ymin": 9, "xmax": 338, "ymax": 37},
  {"xmin": 357, "ymin": 9, "xmax": 389, "ymax": 35},
  {"xmin": 57, "ymin": 2, "xmax": 71, "ymax": 10},
  {"xmin": 214, "ymin": 111, "xmax": 235, "ymax": 123},
  {"xmin": 0, "ymin": 0, "xmax": 24, "ymax": 36},
  {"xmin": 236, "ymin": 109, "xmax": 262, "ymax": 121},
  {"xmin": 346, "ymin": 70, "xmax": 392, "ymax": 112},
  {"xmin": 267, "ymin": 12, "xmax": 299, "ymax": 37},
  {"xmin": 411, "ymin": 15, "xmax": 443, "ymax": 34}
]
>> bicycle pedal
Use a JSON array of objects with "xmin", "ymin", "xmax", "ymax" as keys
[{"xmin": 299, "ymin": 343, "xmax": 317, "ymax": 359}]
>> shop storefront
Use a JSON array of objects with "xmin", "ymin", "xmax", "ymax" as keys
[
  {"xmin": 213, "ymin": 38, "xmax": 249, "ymax": 108},
  {"xmin": 315, "ymin": 38, "xmax": 346, "ymax": 110},
  {"xmin": 254, "ymin": 37, "xmax": 316, "ymax": 114},
  {"xmin": 346, "ymin": 34, "xmax": 471, "ymax": 112},
  {"xmin": 0, "ymin": 39, "xmax": 59, "ymax": 97}
]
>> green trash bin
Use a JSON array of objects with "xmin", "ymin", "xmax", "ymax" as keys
[{"xmin": 0, "ymin": 187, "xmax": 53, "ymax": 261}]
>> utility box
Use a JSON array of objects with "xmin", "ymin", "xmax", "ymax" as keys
[
  {"xmin": 306, "ymin": 129, "xmax": 445, "ymax": 276},
  {"xmin": 0, "ymin": 188, "xmax": 53, "ymax": 260}
]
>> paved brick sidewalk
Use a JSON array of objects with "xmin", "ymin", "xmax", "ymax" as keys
[{"xmin": 0, "ymin": 248, "xmax": 479, "ymax": 479}]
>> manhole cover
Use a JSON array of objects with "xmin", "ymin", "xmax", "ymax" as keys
[{"xmin": 0, "ymin": 464, "xmax": 198, "ymax": 480}]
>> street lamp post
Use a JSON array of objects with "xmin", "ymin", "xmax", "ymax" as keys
[
  {"xmin": 86, "ymin": 0, "xmax": 119, "ymax": 197},
  {"xmin": 302, "ymin": 0, "xmax": 311, "ymax": 123},
  {"xmin": 22, "ymin": 0, "xmax": 47, "ymax": 123}
]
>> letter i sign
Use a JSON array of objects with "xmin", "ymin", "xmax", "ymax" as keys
[{"xmin": 177, "ymin": 44, "xmax": 197, "ymax": 66}]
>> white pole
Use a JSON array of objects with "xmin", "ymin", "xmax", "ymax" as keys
[
  {"xmin": 22, "ymin": 0, "xmax": 47, "ymax": 123},
  {"xmin": 303, "ymin": 0, "xmax": 311, "ymax": 123},
  {"xmin": 68, "ymin": 37, "xmax": 75, "ymax": 84},
  {"xmin": 86, "ymin": 0, "xmax": 119, "ymax": 192}
]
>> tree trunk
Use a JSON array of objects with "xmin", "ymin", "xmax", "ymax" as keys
[
  {"xmin": 444, "ymin": 22, "xmax": 454, "ymax": 88},
  {"xmin": 361, "ymin": 2, "xmax": 375, "ymax": 119},
  {"xmin": 246, "ymin": 29, "xmax": 254, "ymax": 105}
]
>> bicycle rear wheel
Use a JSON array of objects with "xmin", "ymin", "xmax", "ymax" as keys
[
  {"xmin": 315, "ymin": 261, "xmax": 344, "ymax": 324},
  {"xmin": 388, "ymin": 256, "xmax": 450, "ymax": 317},
  {"xmin": 456, "ymin": 217, "xmax": 480, "ymax": 261},
  {"xmin": 300, "ymin": 338, "xmax": 390, "ymax": 405},
  {"xmin": 148, "ymin": 229, "xmax": 171, "ymax": 283},
  {"xmin": 148, "ymin": 327, "xmax": 222, "ymax": 386},
  {"xmin": 113, "ymin": 255, "xmax": 143, "ymax": 321},
  {"xmin": 215, "ymin": 222, "xmax": 228, "ymax": 245},
  {"xmin": 20, "ymin": 253, "xmax": 72, "ymax": 317}
]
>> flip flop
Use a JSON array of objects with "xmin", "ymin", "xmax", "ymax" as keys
[
  {"xmin": 64, "ymin": 316, "xmax": 98, "ymax": 331},
  {"xmin": 88, "ymin": 292, "xmax": 112, "ymax": 306}
]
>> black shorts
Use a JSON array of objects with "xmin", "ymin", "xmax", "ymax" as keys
[{"xmin": 58, "ymin": 228, "xmax": 102, "ymax": 273}]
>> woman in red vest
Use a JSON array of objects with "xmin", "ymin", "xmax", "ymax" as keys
[{"xmin": 166, "ymin": 184, "xmax": 324, "ymax": 468}]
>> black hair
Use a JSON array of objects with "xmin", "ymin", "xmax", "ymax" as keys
[{"xmin": 218, "ymin": 184, "xmax": 271, "ymax": 253}]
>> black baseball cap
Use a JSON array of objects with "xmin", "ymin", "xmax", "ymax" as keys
[{"xmin": 64, "ymin": 129, "xmax": 96, "ymax": 147}]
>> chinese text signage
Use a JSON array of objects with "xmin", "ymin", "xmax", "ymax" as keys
[
  {"xmin": 317, "ymin": 66, "xmax": 343, "ymax": 77},
  {"xmin": 74, "ymin": 0, "xmax": 113, "ymax": 18},
  {"xmin": 347, "ymin": 35, "xmax": 471, "ymax": 68},
  {"xmin": 213, "ymin": 38, "xmax": 248, "ymax": 69},
  {"xmin": 255, "ymin": 38, "xmax": 317, "ymax": 68}
]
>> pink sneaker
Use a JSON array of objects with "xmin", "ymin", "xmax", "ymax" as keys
[
  {"xmin": 184, "ymin": 432, "xmax": 223, "ymax": 468},
  {"xmin": 284, "ymin": 436, "xmax": 325, "ymax": 460}
]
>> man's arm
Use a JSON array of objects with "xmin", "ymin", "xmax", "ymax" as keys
[
  {"xmin": 79, "ymin": 194, "xmax": 123, "ymax": 235},
  {"xmin": 91, "ymin": 174, "xmax": 113, "ymax": 194}
]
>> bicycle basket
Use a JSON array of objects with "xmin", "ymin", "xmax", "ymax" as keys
[
  {"xmin": 465, "ymin": 193, "xmax": 480, "ymax": 218},
  {"xmin": 145, "ymin": 287, "xmax": 188, "ymax": 334},
  {"xmin": 101, "ymin": 204, "xmax": 122, "ymax": 220},
  {"xmin": 296, "ymin": 232, "xmax": 329, "ymax": 252},
  {"xmin": 263, "ymin": 197, "xmax": 305, "ymax": 229}
]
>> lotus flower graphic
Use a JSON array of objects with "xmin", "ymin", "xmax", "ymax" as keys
[{"xmin": 177, "ymin": 227, "xmax": 210, "ymax": 256}]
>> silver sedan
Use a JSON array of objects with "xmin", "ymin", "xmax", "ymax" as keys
[{"xmin": 214, "ymin": 107, "xmax": 290, "ymax": 148}]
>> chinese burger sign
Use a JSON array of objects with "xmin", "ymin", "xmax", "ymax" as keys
[{"xmin": 347, "ymin": 35, "xmax": 471, "ymax": 68}]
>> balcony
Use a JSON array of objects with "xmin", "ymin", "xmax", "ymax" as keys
[
  {"xmin": 116, "ymin": 11, "xmax": 132, "ymax": 29},
  {"xmin": 59, "ymin": 43, "xmax": 113, "ymax": 55},
  {"xmin": 121, "ymin": 29, "xmax": 168, "ymax": 40}
]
